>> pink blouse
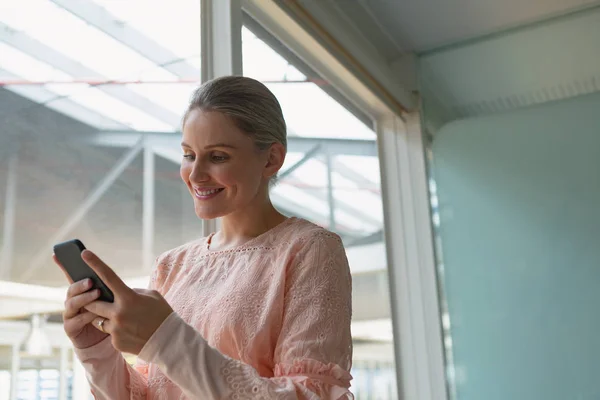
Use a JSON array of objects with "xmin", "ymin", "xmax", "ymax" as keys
[{"xmin": 74, "ymin": 217, "xmax": 354, "ymax": 399}]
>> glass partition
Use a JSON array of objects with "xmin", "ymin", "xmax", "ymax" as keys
[{"xmin": 420, "ymin": 8, "xmax": 600, "ymax": 400}]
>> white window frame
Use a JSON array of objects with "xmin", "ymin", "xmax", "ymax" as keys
[
  {"xmin": 377, "ymin": 112, "xmax": 449, "ymax": 399},
  {"xmin": 200, "ymin": 0, "xmax": 243, "ymax": 235}
]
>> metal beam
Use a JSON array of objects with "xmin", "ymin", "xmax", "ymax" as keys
[
  {"xmin": 51, "ymin": 0, "xmax": 200, "ymax": 78},
  {"xmin": 290, "ymin": 136, "xmax": 377, "ymax": 157},
  {"xmin": 143, "ymin": 143, "xmax": 155, "ymax": 271},
  {"xmin": 21, "ymin": 138, "xmax": 144, "ymax": 282},
  {"xmin": 0, "ymin": 154, "xmax": 18, "ymax": 280},
  {"xmin": 0, "ymin": 69, "xmax": 128, "ymax": 130},
  {"xmin": 152, "ymin": 145, "xmax": 335, "ymax": 230},
  {"xmin": 84, "ymin": 131, "xmax": 378, "ymax": 157},
  {"xmin": 149, "ymin": 135, "xmax": 381, "ymax": 229},
  {"xmin": 346, "ymin": 229, "xmax": 384, "ymax": 247},
  {"xmin": 278, "ymin": 182, "xmax": 381, "ymax": 230},
  {"xmin": 0, "ymin": 21, "xmax": 181, "ymax": 127},
  {"xmin": 279, "ymin": 144, "xmax": 320, "ymax": 178},
  {"xmin": 332, "ymin": 156, "xmax": 380, "ymax": 192},
  {"xmin": 270, "ymin": 192, "xmax": 328, "ymax": 226},
  {"xmin": 325, "ymin": 153, "xmax": 336, "ymax": 230}
]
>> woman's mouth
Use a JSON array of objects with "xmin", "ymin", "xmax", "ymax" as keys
[{"xmin": 193, "ymin": 187, "xmax": 225, "ymax": 200}]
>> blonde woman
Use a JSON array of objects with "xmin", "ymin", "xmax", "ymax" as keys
[{"xmin": 57, "ymin": 76, "xmax": 353, "ymax": 399}]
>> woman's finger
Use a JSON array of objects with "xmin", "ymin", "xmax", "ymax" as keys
[
  {"xmin": 92, "ymin": 316, "xmax": 112, "ymax": 335},
  {"xmin": 64, "ymin": 289, "xmax": 101, "ymax": 319},
  {"xmin": 64, "ymin": 311, "xmax": 97, "ymax": 334},
  {"xmin": 66, "ymin": 278, "xmax": 93, "ymax": 299},
  {"xmin": 81, "ymin": 250, "xmax": 132, "ymax": 297},
  {"xmin": 84, "ymin": 299, "xmax": 113, "ymax": 319}
]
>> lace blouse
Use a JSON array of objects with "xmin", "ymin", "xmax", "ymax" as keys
[{"xmin": 74, "ymin": 217, "xmax": 354, "ymax": 399}]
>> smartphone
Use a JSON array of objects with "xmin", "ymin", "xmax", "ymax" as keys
[{"xmin": 53, "ymin": 239, "xmax": 114, "ymax": 303}]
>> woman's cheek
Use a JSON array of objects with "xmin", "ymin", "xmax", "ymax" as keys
[{"xmin": 180, "ymin": 163, "xmax": 191, "ymax": 182}]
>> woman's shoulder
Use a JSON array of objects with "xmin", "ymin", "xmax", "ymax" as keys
[{"xmin": 277, "ymin": 218, "xmax": 345, "ymax": 252}]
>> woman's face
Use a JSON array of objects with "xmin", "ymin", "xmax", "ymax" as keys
[{"xmin": 180, "ymin": 109, "xmax": 283, "ymax": 220}]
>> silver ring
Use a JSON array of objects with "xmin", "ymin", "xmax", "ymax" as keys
[{"xmin": 97, "ymin": 318, "xmax": 106, "ymax": 333}]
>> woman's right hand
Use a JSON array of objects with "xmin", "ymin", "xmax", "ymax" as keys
[{"xmin": 56, "ymin": 255, "xmax": 109, "ymax": 349}]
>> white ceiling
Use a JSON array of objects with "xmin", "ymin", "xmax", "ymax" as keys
[
  {"xmin": 333, "ymin": 0, "xmax": 600, "ymax": 57},
  {"xmin": 419, "ymin": 7, "xmax": 600, "ymax": 122}
]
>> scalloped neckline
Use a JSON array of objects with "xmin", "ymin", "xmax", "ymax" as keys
[{"xmin": 205, "ymin": 217, "xmax": 297, "ymax": 254}]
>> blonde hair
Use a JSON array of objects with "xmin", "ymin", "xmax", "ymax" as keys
[{"xmin": 183, "ymin": 76, "xmax": 287, "ymax": 152}]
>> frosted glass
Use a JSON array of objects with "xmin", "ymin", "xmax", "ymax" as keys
[{"xmin": 431, "ymin": 92, "xmax": 600, "ymax": 400}]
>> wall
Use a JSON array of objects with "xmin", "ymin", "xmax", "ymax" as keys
[{"xmin": 431, "ymin": 91, "xmax": 600, "ymax": 399}]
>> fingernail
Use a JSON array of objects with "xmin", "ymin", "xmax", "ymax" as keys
[{"xmin": 84, "ymin": 279, "xmax": 92, "ymax": 288}]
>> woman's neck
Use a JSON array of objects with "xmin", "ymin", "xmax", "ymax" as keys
[{"xmin": 210, "ymin": 201, "xmax": 287, "ymax": 250}]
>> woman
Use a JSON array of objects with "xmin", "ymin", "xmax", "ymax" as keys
[{"xmin": 56, "ymin": 76, "xmax": 354, "ymax": 399}]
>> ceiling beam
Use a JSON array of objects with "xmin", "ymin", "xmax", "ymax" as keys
[
  {"xmin": 331, "ymin": 156, "xmax": 380, "ymax": 192},
  {"xmin": 84, "ymin": 131, "xmax": 378, "ymax": 157},
  {"xmin": 91, "ymin": 130, "xmax": 381, "ymax": 230},
  {"xmin": 279, "ymin": 144, "xmax": 321, "ymax": 178},
  {"xmin": 0, "ymin": 70, "xmax": 128, "ymax": 129},
  {"xmin": 51, "ymin": 0, "xmax": 199, "ymax": 78},
  {"xmin": 0, "ymin": 21, "xmax": 181, "ymax": 127}
]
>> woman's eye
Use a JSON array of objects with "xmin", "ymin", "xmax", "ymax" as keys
[
  {"xmin": 183, "ymin": 154, "xmax": 195, "ymax": 160},
  {"xmin": 211, "ymin": 154, "xmax": 228, "ymax": 162}
]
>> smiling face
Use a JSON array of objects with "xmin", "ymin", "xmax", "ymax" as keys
[{"xmin": 180, "ymin": 109, "xmax": 284, "ymax": 220}]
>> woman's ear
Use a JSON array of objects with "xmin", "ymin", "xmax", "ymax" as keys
[{"xmin": 264, "ymin": 143, "xmax": 286, "ymax": 179}]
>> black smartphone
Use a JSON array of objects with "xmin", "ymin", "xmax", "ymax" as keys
[{"xmin": 53, "ymin": 239, "xmax": 114, "ymax": 303}]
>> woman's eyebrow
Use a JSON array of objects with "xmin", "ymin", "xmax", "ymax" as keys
[{"xmin": 180, "ymin": 142, "xmax": 237, "ymax": 149}]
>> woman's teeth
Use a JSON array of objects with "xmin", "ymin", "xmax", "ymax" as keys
[{"xmin": 195, "ymin": 188, "xmax": 223, "ymax": 196}]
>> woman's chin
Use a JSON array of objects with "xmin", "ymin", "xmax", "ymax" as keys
[{"xmin": 194, "ymin": 207, "xmax": 228, "ymax": 221}]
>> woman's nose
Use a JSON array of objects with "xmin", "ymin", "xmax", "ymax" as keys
[{"xmin": 189, "ymin": 160, "xmax": 210, "ymax": 182}]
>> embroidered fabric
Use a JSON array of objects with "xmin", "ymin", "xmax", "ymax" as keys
[
  {"xmin": 209, "ymin": 230, "xmax": 354, "ymax": 399},
  {"xmin": 80, "ymin": 218, "xmax": 354, "ymax": 399}
]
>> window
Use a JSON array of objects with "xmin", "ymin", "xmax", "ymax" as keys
[
  {"xmin": 242, "ymin": 19, "xmax": 398, "ymax": 398},
  {"xmin": 0, "ymin": 0, "xmax": 201, "ymax": 396}
]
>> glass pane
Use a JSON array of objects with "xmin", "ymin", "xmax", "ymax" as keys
[
  {"xmin": 0, "ymin": 0, "xmax": 201, "ymax": 287},
  {"xmin": 0, "ymin": 1, "xmax": 201, "ymax": 384},
  {"xmin": 243, "ymin": 24, "xmax": 398, "ymax": 398},
  {"xmin": 420, "ymin": 9, "xmax": 600, "ymax": 400}
]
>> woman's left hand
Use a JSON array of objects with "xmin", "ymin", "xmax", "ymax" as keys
[{"xmin": 81, "ymin": 250, "xmax": 173, "ymax": 355}]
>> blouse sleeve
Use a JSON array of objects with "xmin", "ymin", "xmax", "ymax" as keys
[
  {"xmin": 137, "ymin": 232, "xmax": 354, "ymax": 399},
  {"xmin": 72, "ymin": 258, "xmax": 171, "ymax": 399}
]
